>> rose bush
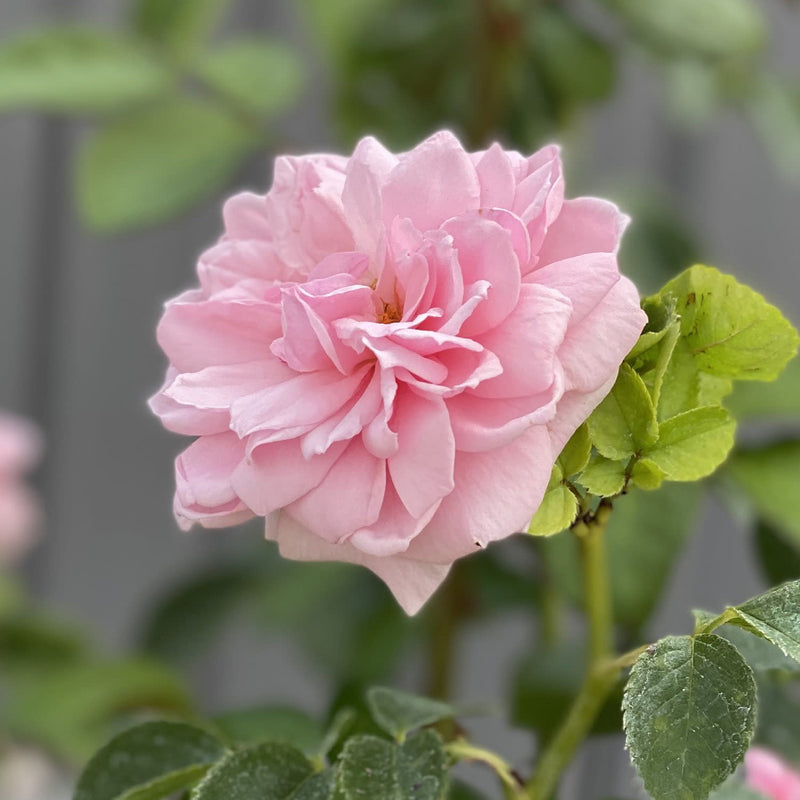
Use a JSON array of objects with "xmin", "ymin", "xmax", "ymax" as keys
[
  {"xmin": 746, "ymin": 748, "xmax": 800, "ymax": 800},
  {"xmin": 150, "ymin": 130, "xmax": 645, "ymax": 613},
  {"xmin": 0, "ymin": 412, "xmax": 41, "ymax": 563}
]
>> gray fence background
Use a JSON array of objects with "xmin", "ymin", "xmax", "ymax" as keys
[{"xmin": 1, "ymin": 1, "xmax": 799, "ymax": 797}]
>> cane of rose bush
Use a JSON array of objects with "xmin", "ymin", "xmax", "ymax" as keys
[
  {"xmin": 0, "ymin": 412, "xmax": 41, "ymax": 564},
  {"xmin": 745, "ymin": 748, "xmax": 800, "ymax": 800},
  {"xmin": 150, "ymin": 130, "xmax": 645, "ymax": 613}
]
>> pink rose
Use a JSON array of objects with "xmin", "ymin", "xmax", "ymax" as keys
[
  {"xmin": 746, "ymin": 748, "xmax": 800, "ymax": 800},
  {"xmin": 150, "ymin": 131, "xmax": 645, "ymax": 613},
  {"xmin": 0, "ymin": 413, "xmax": 41, "ymax": 564}
]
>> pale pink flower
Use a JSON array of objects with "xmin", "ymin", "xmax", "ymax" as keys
[
  {"xmin": 0, "ymin": 413, "xmax": 41, "ymax": 564},
  {"xmin": 745, "ymin": 748, "xmax": 800, "ymax": 800},
  {"xmin": 150, "ymin": 131, "xmax": 645, "ymax": 613}
]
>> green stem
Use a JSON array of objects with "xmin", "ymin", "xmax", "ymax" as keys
[
  {"xmin": 524, "ymin": 501, "xmax": 617, "ymax": 800},
  {"xmin": 578, "ymin": 501, "xmax": 614, "ymax": 661},
  {"xmin": 447, "ymin": 740, "xmax": 525, "ymax": 799}
]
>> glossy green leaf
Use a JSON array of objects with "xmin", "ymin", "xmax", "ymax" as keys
[
  {"xmin": 729, "ymin": 580, "xmax": 800, "ymax": 663},
  {"xmin": 587, "ymin": 364, "xmax": 658, "ymax": 460},
  {"xmin": 192, "ymin": 743, "xmax": 317, "ymax": 800},
  {"xmin": 727, "ymin": 441, "xmax": 800, "ymax": 546},
  {"xmin": 366, "ymin": 687, "xmax": 454, "ymax": 740},
  {"xmin": 623, "ymin": 634, "xmax": 757, "ymax": 800},
  {"xmin": 77, "ymin": 99, "xmax": 259, "ymax": 232},
  {"xmin": 578, "ymin": 455, "xmax": 627, "ymax": 497},
  {"xmin": 0, "ymin": 28, "xmax": 170, "ymax": 113},
  {"xmin": 657, "ymin": 265, "xmax": 799, "ymax": 382},
  {"xmin": 5, "ymin": 658, "xmax": 191, "ymax": 763},
  {"xmin": 629, "ymin": 458, "xmax": 666, "ymax": 491},
  {"xmin": 336, "ymin": 729, "xmax": 448, "ymax": 800},
  {"xmin": 212, "ymin": 707, "xmax": 323, "ymax": 752},
  {"xmin": 74, "ymin": 721, "xmax": 226, "ymax": 800},
  {"xmin": 133, "ymin": 0, "xmax": 230, "ymax": 57},
  {"xmin": 195, "ymin": 39, "xmax": 304, "ymax": 115},
  {"xmin": 606, "ymin": 0, "xmax": 766, "ymax": 58},
  {"xmin": 527, "ymin": 483, "xmax": 578, "ymax": 537},
  {"xmin": 656, "ymin": 337, "xmax": 700, "ymax": 421},
  {"xmin": 643, "ymin": 406, "xmax": 736, "ymax": 481},
  {"xmin": 557, "ymin": 424, "xmax": 591, "ymax": 477}
]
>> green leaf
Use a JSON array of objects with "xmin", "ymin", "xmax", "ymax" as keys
[
  {"xmin": 195, "ymin": 39, "xmax": 304, "ymax": 116},
  {"xmin": 366, "ymin": 687, "xmax": 454, "ymax": 740},
  {"xmin": 513, "ymin": 642, "xmax": 623, "ymax": 741},
  {"xmin": 629, "ymin": 458, "xmax": 666, "ymax": 491},
  {"xmin": 192, "ymin": 742, "xmax": 317, "ymax": 800},
  {"xmin": 527, "ymin": 483, "xmax": 578, "ymax": 537},
  {"xmin": 754, "ymin": 522, "xmax": 800, "ymax": 585},
  {"xmin": 729, "ymin": 580, "xmax": 800, "ymax": 663},
  {"xmin": 726, "ymin": 359, "xmax": 800, "ymax": 420},
  {"xmin": 578, "ymin": 456, "xmax": 627, "ymax": 497},
  {"xmin": 74, "ymin": 721, "xmax": 226, "ymax": 800},
  {"xmin": 623, "ymin": 634, "xmax": 757, "ymax": 800},
  {"xmin": 77, "ymin": 99, "xmax": 259, "ymax": 232},
  {"xmin": 657, "ymin": 265, "xmax": 799, "ymax": 382},
  {"xmin": 643, "ymin": 406, "xmax": 736, "ymax": 481},
  {"xmin": 5, "ymin": 658, "xmax": 192, "ymax": 763},
  {"xmin": 336, "ymin": 730, "xmax": 448, "ymax": 800},
  {"xmin": 727, "ymin": 441, "xmax": 800, "ymax": 546},
  {"xmin": 557, "ymin": 424, "xmax": 591, "ymax": 477},
  {"xmin": 212, "ymin": 707, "xmax": 323, "ymax": 752},
  {"xmin": 656, "ymin": 337, "xmax": 700, "ymax": 421},
  {"xmin": 0, "ymin": 28, "xmax": 170, "ymax": 113},
  {"xmin": 605, "ymin": 0, "xmax": 766, "ymax": 58},
  {"xmin": 133, "ymin": 0, "xmax": 230, "ymax": 57},
  {"xmin": 587, "ymin": 364, "xmax": 658, "ymax": 460}
]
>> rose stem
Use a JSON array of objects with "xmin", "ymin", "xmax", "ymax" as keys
[{"xmin": 522, "ymin": 500, "xmax": 623, "ymax": 800}]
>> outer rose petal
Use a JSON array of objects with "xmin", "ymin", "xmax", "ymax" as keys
[
  {"xmin": 406, "ymin": 425, "xmax": 553, "ymax": 563},
  {"xmin": 173, "ymin": 432, "xmax": 254, "ymax": 530},
  {"xmin": 269, "ymin": 512, "xmax": 451, "ymax": 615}
]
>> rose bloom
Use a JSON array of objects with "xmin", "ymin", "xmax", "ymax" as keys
[
  {"xmin": 0, "ymin": 412, "xmax": 41, "ymax": 564},
  {"xmin": 151, "ymin": 131, "xmax": 645, "ymax": 613},
  {"xmin": 746, "ymin": 748, "xmax": 800, "ymax": 800}
]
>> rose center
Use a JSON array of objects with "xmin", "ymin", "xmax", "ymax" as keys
[{"xmin": 378, "ymin": 301, "xmax": 402, "ymax": 324}]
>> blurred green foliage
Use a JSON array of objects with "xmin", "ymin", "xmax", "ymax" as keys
[{"xmin": 2, "ymin": 2, "xmax": 800, "ymax": 797}]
